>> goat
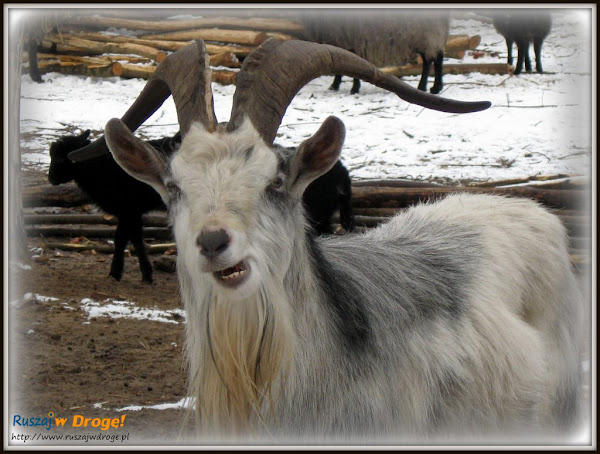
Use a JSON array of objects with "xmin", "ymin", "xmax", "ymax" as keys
[
  {"xmin": 302, "ymin": 9, "xmax": 450, "ymax": 94},
  {"xmin": 493, "ymin": 10, "xmax": 553, "ymax": 75},
  {"xmin": 303, "ymin": 159, "xmax": 354, "ymax": 234},
  {"xmin": 52, "ymin": 130, "xmax": 353, "ymax": 238},
  {"xmin": 75, "ymin": 39, "xmax": 581, "ymax": 442},
  {"xmin": 48, "ymin": 130, "xmax": 180, "ymax": 283}
]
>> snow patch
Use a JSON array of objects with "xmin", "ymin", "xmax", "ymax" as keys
[{"xmin": 79, "ymin": 298, "xmax": 186, "ymax": 324}]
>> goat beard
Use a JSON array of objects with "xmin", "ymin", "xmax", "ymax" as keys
[{"xmin": 191, "ymin": 280, "xmax": 292, "ymax": 437}]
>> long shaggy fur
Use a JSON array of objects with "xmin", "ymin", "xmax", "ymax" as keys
[
  {"xmin": 302, "ymin": 9, "xmax": 450, "ymax": 93},
  {"xmin": 107, "ymin": 119, "xmax": 583, "ymax": 443}
]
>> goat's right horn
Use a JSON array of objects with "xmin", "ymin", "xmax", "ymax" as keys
[
  {"xmin": 68, "ymin": 40, "xmax": 217, "ymax": 163},
  {"xmin": 227, "ymin": 39, "xmax": 492, "ymax": 145}
]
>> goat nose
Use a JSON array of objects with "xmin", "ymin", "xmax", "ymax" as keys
[{"xmin": 197, "ymin": 228, "xmax": 230, "ymax": 258}]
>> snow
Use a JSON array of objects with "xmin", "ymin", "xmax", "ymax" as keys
[
  {"xmin": 115, "ymin": 397, "xmax": 193, "ymax": 412},
  {"xmin": 79, "ymin": 297, "xmax": 186, "ymax": 324},
  {"xmin": 18, "ymin": 9, "xmax": 593, "ymax": 184}
]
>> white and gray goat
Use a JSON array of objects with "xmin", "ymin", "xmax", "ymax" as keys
[{"xmin": 70, "ymin": 39, "xmax": 583, "ymax": 443}]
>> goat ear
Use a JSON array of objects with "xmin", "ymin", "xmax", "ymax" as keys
[
  {"xmin": 290, "ymin": 116, "xmax": 346, "ymax": 195},
  {"xmin": 105, "ymin": 118, "xmax": 169, "ymax": 203}
]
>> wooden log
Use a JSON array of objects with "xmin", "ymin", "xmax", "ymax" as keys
[
  {"xmin": 31, "ymin": 60, "xmax": 122, "ymax": 78},
  {"xmin": 117, "ymin": 63, "xmax": 156, "ymax": 79},
  {"xmin": 65, "ymin": 15, "xmax": 305, "ymax": 33},
  {"xmin": 140, "ymin": 29, "xmax": 269, "ymax": 46},
  {"xmin": 352, "ymin": 179, "xmax": 444, "ymax": 188},
  {"xmin": 26, "ymin": 225, "xmax": 172, "ymax": 239},
  {"xmin": 24, "ymin": 213, "xmax": 168, "ymax": 227},
  {"xmin": 39, "ymin": 241, "xmax": 176, "ymax": 254},
  {"xmin": 209, "ymin": 51, "xmax": 240, "ymax": 68},
  {"xmin": 212, "ymin": 70, "xmax": 237, "ymax": 85},
  {"xmin": 43, "ymin": 35, "xmax": 167, "ymax": 62},
  {"xmin": 52, "ymin": 32, "xmax": 191, "ymax": 53},
  {"xmin": 34, "ymin": 52, "xmax": 153, "ymax": 65},
  {"xmin": 351, "ymin": 186, "xmax": 585, "ymax": 210},
  {"xmin": 205, "ymin": 42, "xmax": 254, "ymax": 57},
  {"xmin": 265, "ymin": 31, "xmax": 297, "ymax": 41},
  {"xmin": 446, "ymin": 34, "xmax": 481, "ymax": 52},
  {"xmin": 444, "ymin": 35, "xmax": 482, "ymax": 60},
  {"xmin": 22, "ymin": 184, "xmax": 90, "ymax": 208},
  {"xmin": 380, "ymin": 63, "xmax": 511, "ymax": 77}
]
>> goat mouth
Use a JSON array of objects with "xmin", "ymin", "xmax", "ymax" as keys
[{"xmin": 213, "ymin": 261, "xmax": 250, "ymax": 288}]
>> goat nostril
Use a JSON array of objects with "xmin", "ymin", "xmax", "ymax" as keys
[{"xmin": 197, "ymin": 228, "xmax": 230, "ymax": 257}]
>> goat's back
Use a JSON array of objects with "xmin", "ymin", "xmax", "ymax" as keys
[
  {"xmin": 302, "ymin": 193, "xmax": 581, "ymax": 438},
  {"xmin": 302, "ymin": 10, "xmax": 449, "ymax": 66}
]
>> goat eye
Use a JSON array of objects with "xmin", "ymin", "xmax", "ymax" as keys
[
  {"xmin": 166, "ymin": 181, "xmax": 180, "ymax": 193},
  {"xmin": 270, "ymin": 177, "xmax": 284, "ymax": 189}
]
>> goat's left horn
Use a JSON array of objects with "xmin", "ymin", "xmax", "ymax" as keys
[
  {"xmin": 68, "ymin": 40, "xmax": 217, "ymax": 163},
  {"xmin": 227, "ymin": 39, "xmax": 491, "ymax": 145}
]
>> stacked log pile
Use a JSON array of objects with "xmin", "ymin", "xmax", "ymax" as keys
[
  {"xmin": 23, "ymin": 176, "xmax": 591, "ymax": 269},
  {"xmin": 22, "ymin": 13, "xmax": 507, "ymax": 84}
]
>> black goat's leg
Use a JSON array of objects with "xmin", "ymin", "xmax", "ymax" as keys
[
  {"xmin": 350, "ymin": 78, "xmax": 361, "ymax": 94},
  {"xmin": 533, "ymin": 38, "xmax": 544, "ymax": 73},
  {"xmin": 506, "ymin": 38, "xmax": 514, "ymax": 66},
  {"xmin": 430, "ymin": 50, "xmax": 444, "ymax": 94},
  {"xmin": 417, "ymin": 52, "xmax": 431, "ymax": 92},
  {"xmin": 514, "ymin": 41, "xmax": 527, "ymax": 75},
  {"xmin": 109, "ymin": 220, "xmax": 127, "ymax": 281},
  {"xmin": 329, "ymin": 75, "xmax": 343, "ymax": 91},
  {"xmin": 127, "ymin": 216, "xmax": 153, "ymax": 284},
  {"xmin": 524, "ymin": 43, "xmax": 532, "ymax": 72}
]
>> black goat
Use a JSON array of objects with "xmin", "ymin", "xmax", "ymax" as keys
[
  {"xmin": 48, "ymin": 130, "xmax": 354, "ymax": 282},
  {"xmin": 303, "ymin": 160, "xmax": 355, "ymax": 235},
  {"xmin": 493, "ymin": 10, "xmax": 552, "ymax": 75},
  {"xmin": 48, "ymin": 130, "xmax": 181, "ymax": 283}
]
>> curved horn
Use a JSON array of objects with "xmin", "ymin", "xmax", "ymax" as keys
[
  {"xmin": 68, "ymin": 40, "xmax": 217, "ymax": 163},
  {"xmin": 227, "ymin": 39, "xmax": 491, "ymax": 144}
]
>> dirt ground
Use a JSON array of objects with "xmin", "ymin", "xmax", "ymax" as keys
[{"xmin": 8, "ymin": 164, "xmax": 593, "ymax": 449}]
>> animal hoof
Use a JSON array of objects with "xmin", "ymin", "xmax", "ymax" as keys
[{"xmin": 328, "ymin": 84, "xmax": 340, "ymax": 91}]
